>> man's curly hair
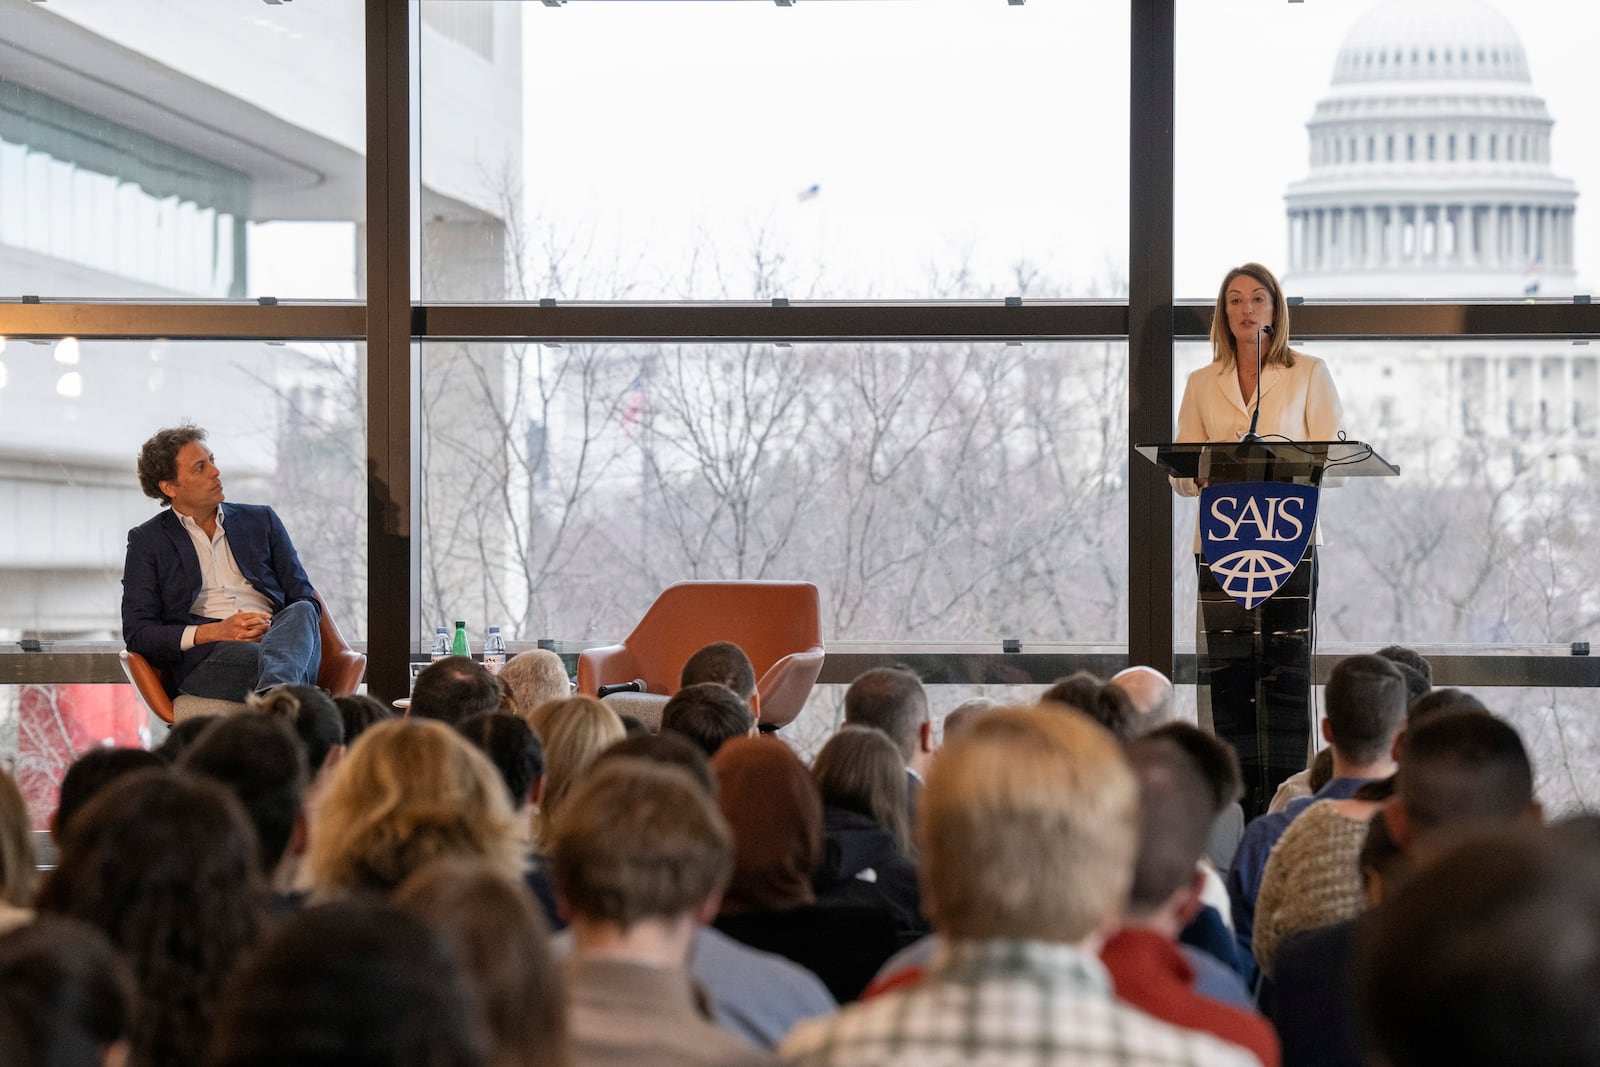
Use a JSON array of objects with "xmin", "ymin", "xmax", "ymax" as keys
[{"xmin": 136, "ymin": 424, "xmax": 206, "ymax": 506}]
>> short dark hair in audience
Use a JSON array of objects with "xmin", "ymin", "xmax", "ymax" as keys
[
  {"xmin": 38, "ymin": 768, "xmax": 262, "ymax": 1067},
  {"xmin": 1142, "ymin": 722, "xmax": 1243, "ymax": 815},
  {"xmin": 1375, "ymin": 644, "xmax": 1432, "ymax": 686},
  {"xmin": 661, "ymin": 682, "xmax": 752, "ymax": 759},
  {"xmin": 54, "ymin": 747, "xmax": 165, "ymax": 844},
  {"xmin": 210, "ymin": 899, "xmax": 486, "ymax": 1067},
  {"xmin": 395, "ymin": 858, "xmax": 568, "ymax": 1067},
  {"xmin": 152, "ymin": 714, "xmax": 220, "ymax": 763},
  {"xmin": 409, "ymin": 656, "xmax": 502, "ymax": 725},
  {"xmin": 456, "ymin": 712, "xmax": 545, "ymax": 810},
  {"xmin": 1040, "ymin": 671, "xmax": 1138, "ymax": 742},
  {"xmin": 250, "ymin": 684, "xmax": 344, "ymax": 775},
  {"xmin": 1396, "ymin": 712, "xmax": 1536, "ymax": 840},
  {"xmin": 1123, "ymin": 735, "xmax": 1217, "ymax": 916},
  {"xmin": 1323, "ymin": 654, "xmax": 1408, "ymax": 762},
  {"xmin": 843, "ymin": 667, "xmax": 928, "ymax": 763},
  {"xmin": 591, "ymin": 731, "xmax": 717, "ymax": 799},
  {"xmin": 179, "ymin": 713, "xmax": 308, "ymax": 875},
  {"xmin": 615, "ymin": 713, "xmax": 651, "ymax": 738},
  {"xmin": 680, "ymin": 641, "xmax": 757, "ymax": 702},
  {"xmin": 812, "ymin": 726, "xmax": 911, "ymax": 853},
  {"xmin": 0, "ymin": 917, "xmax": 133, "ymax": 1067},
  {"xmin": 1356, "ymin": 827, "xmax": 1600, "ymax": 1067},
  {"xmin": 1404, "ymin": 687, "xmax": 1489, "ymax": 727},
  {"xmin": 1390, "ymin": 662, "xmax": 1430, "ymax": 706},
  {"xmin": 334, "ymin": 692, "xmax": 393, "ymax": 745}
]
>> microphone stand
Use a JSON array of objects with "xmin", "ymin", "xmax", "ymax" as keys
[{"xmin": 1240, "ymin": 323, "xmax": 1272, "ymax": 443}]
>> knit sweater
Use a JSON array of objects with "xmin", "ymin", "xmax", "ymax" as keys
[{"xmin": 1252, "ymin": 801, "xmax": 1369, "ymax": 976}]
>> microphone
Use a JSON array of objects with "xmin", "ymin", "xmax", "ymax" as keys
[
  {"xmin": 597, "ymin": 679, "xmax": 647, "ymax": 698},
  {"xmin": 1242, "ymin": 323, "xmax": 1273, "ymax": 443}
]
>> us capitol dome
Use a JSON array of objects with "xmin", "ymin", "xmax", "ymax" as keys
[{"xmin": 1283, "ymin": 0, "xmax": 1577, "ymax": 298}]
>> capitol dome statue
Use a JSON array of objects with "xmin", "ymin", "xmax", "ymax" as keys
[{"xmin": 1284, "ymin": 0, "xmax": 1577, "ymax": 298}]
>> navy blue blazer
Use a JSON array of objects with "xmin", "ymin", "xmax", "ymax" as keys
[{"xmin": 121, "ymin": 502, "xmax": 319, "ymax": 695}]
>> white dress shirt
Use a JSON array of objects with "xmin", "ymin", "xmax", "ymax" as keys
[{"xmin": 176, "ymin": 508, "xmax": 276, "ymax": 650}]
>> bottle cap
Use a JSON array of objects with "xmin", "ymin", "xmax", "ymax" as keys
[
  {"xmin": 454, "ymin": 621, "xmax": 466, "ymax": 627},
  {"xmin": 488, "ymin": 626, "xmax": 501, "ymax": 633}
]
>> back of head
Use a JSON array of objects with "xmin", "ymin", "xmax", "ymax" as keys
[
  {"xmin": 551, "ymin": 760, "xmax": 732, "ymax": 928},
  {"xmin": 395, "ymin": 858, "xmax": 566, "ymax": 1067},
  {"xmin": 152, "ymin": 715, "xmax": 220, "ymax": 763},
  {"xmin": 526, "ymin": 696, "xmax": 626, "ymax": 832},
  {"xmin": 334, "ymin": 693, "xmax": 394, "ymax": 745},
  {"xmin": 1142, "ymin": 722, "xmax": 1243, "ymax": 815},
  {"xmin": 591, "ymin": 732, "xmax": 716, "ymax": 799},
  {"xmin": 211, "ymin": 899, "xmax": 487, "ymax": 1067},
  {"xmin": 0, "ymin": 917, "xmax": 133, "ymax": 1067},
  {"xmin": 1375, "ymin": 644, "xmax": 1432, "ymax": 687},
  {"xmin": 711, "ymin": 737, "xmax": 823, "ymax": 916},
  {"xmin": 843, "ymin": 667, "xmax": 928, "ymax": 762},
  {"xmin": 1405, "ymin": 687, "xmax": 1488, "ymax": 729},
  {"xmin": 180, "ymin": 713, "xmax": 308, "ymax": 873},
  {"xmin": 1110, "ymin": 665, "xmax": 1177, "ymax": 732},
  {"xmin": 308, "ymin": 718, "xmax": 521, "ymax": 896},
  {"xmin": 661, "ymin": 682, "xmax": 753, "ymax": 759},
  {"xmin": 1396, "ymin": 712, "xmax": 1535, "ymax": 844},
  {"xmin": 1324, "ymin": 654, "xmax": 1408, "ymax": 763},
  {"xmin": 409, "ymin": 656, "xmax": 502, "ymax": 725},
  {"xmin": 1041, "ymin": 671, "xmax": 1138, "ymax": 742},
  {"xmin": 1123, "ymin": 736, "xmax": 1219, "ymax": 916},
  {"xmin": 250, "ymin": 685, "xmax": 345, "ymax": 775},
  {"xmin": 55, "ymin": 747, "xmax": 165, "ymax": 845},
  {"xmin": 941, "ymin": 698, "xmax": 998, "ymax": 746},
  {"xmin": 921, "ymin": 707, "xmax": 1137, "ymax": 942},
  {"xmin": 456, "ymin": 712, "xmax": 545, "ymax": 810},
  {"xmin": 680, "ymin": 642, "xmax": 757, "ymax": 701},
  {"xmin": 0, "ymin": 770, "xmax": 37, "ymax": 908},
  {"xmin": 498, "ymin": 650, "xmax": 571, "ymax": 718},
  {"xmin": 1357, "ymin": 827, "xmax": 1600, "ymax": 1067},
  {"xmin": 812, "ymin": 727, "xmax": 911, "ymax": 853}
]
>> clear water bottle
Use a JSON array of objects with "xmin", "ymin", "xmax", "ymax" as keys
[
  {"xmin": 483, "ymin": 626, "xmax": 507, "ymax": 675},
  {"xmin": 429, "ymin": 626, "xmax": 451, "ymax": 662},
  {"xmin": 451, "ymin": 620, "xmax": 470, "ymax": 658}
]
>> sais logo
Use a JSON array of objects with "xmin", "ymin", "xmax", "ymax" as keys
[{"xmin": 1199, "ymin": 482, "xmax": 1319, "ymax": 609}]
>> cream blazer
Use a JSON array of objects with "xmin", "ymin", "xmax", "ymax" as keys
[{"xmin": 1172, "ymin": 350, "xmax": 1345, "ymax": 549}]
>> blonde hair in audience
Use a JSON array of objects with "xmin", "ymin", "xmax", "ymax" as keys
[
  {"xmin": 812, "ymin": 727, "xmax": 912, "ymax": 853},
  {"xmin": 498, "ymin": 650, "xmax": 572, "ymax": 721},
  {"xmin": 920, "ymin": 706, "xmax": 1137, "ymax": 943},
  {"xmin": 527, "ymin": 695, "xmax": 625, "ymax": 842},
  {"xmin": 550, "ymin": 760, "xmax": 732, "ymax": 927},
  {"xmin": 308, "ymin": 718, "xmax": 522, "ymax": 896},
  {"xmin": 0, "ymin": 769, "xmax": 38, "ymax": 906}
]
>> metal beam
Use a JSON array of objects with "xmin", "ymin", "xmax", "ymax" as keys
[{"xmin": 0, "ymin": 302, "xmax": 363, "ymax": 340}]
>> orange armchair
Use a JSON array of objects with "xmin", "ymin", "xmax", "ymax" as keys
[
  {"xmin": 577, "ymin": 581, "xmax": 825, "ymax": 730},
  {"xmin": 120, "ymin": 592, "xmax": 366, "ymax": 725}
]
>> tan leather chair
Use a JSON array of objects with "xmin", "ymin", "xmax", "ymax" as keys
[
  {"xmin": 120, "ymin": 592, "xmax": 366, "ymax": 725},
  {"xmin": 577, "ymin": 581, "xmax": 825, "ymax": 730}
]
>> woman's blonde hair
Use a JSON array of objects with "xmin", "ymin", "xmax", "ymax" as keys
[
  {"xmin": 526, "ymin": 696, "xmax": 625, "ymax": 842},
  {"xmin": 1211, "ymin": 261, "xmax": 1295, "ymax": 370},
  {"xmin": 0, "ymin": 768, "xmax": 38, "ymax": 906},
  {"xmin": 308, "ymin": 719, "xmax": 522, "ymax": 896}
]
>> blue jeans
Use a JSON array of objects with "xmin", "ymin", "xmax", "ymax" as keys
[{"xmin": 179, "ymin": 600, "xmax": 322, "ymax": 700}]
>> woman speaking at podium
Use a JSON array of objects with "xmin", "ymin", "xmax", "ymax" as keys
[{"xmin": 1172, "ymin": 262, "xmax": 1344, "ymax": 817}]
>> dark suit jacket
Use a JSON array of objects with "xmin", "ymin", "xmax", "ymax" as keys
[{"xmin": 121, "ymin": 502, "xmax": 319, "ymax": 696}]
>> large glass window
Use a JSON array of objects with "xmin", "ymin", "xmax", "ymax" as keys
[{"xmin": 420, "ymin": 1, "xmax": 1130, "ymax": 302}]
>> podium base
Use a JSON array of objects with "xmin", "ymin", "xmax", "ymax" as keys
[{"xmin": 1195, "ymin": 548, "xmax": 1318, "ymax": 820}]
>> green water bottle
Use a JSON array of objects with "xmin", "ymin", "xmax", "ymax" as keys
[{"xmin": 451, "ymin": 620, "xmax": 470, "ymax": 658}]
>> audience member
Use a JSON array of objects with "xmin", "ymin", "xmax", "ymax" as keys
[
  {"xmin": 210, "ymin": 899, "xmax": 487, "ymax": 1067},
  {"xmin": 682, "ymin": 641, "xmax": 761, "ymax": 723},
  {"xmin": 1374, "ymin": 644, "xmax": 1432, "ymax": 687},
  {"xmin": 250, "ymin": 684, "xmax": 345, "ymax": 779},
  {"xmin": 527, "ymin": 695, "xmax": 625, "ymax": 844},
  {"xmin": 151, "ymin": 714, "xmax": 220, "ymax": 762},
  {"xmin": 842, "ymin": 667, "xmax": 933, "ymax": 819},
  {"xmin": 0, "ymin": 769, "xmax": 37, "ymax": 935},
  {"xmin": 1228, "ymin": 654, "xmax": 1407, "ymax": 981},
  {"xmin": 939, "ymin": 696, "xmax": 997, "ymax": 745},
  {"xmin": 334, "ymin": 692, "xmax": 393, "ymax": 744},
  {"xmin": 454, "ymin": 711, "xmax": 557, "ymax": 926},
  {"xmin": 409, "ymin": 656, "xmax": 502, "ymax": 725},
  {"xmin": 1041, "ymin": 670, "xmax": 1138, "ymax": 741},
  {"xmin": 1102, "ymin": 734, "xmax": 1280, "ymax": 1066},
  {"xmin": 499, "ymin": 648, "xmax": 573, "ymax": 720},
  {"xmin": 0, "ymin": 917, "xmax": 133, "ymax": 1067},
  {"xmin": 179, "ymin": 713, "xmax": 309, "ymax": 893},
  {"xmin": 713, "ymin": 737, "xmax": 900, "ymax": 1004},
  {"xmin": 616, "ymin": 713, "xmax": 651, "ymax": 737},
  {"xmin": 662, "ymin": 682, "xmax": 755, "ymax": 758},
  {"xmin": 395, "ymin": 858, "xmax": 569, "ymax": 1067},
  {"xmin": 592, "ymin": 731, "xmax": 717, "ymax": 797},
  {"xmin": 1111, "ymin": 664, "xmax": 1178, "ymax": 731},
  {"xmin": 39, "ymin": 768, "xmax": 263, "ymax": 1067},
  {"xmin": 307, "ymin": 718, "xmax": 523, "ymax": 897},
  {"xmin": 1355, "ymin": 826, "xmax": 1600, "ymax": 1067},
  {"xmin": 550, "ymin": 760, "xmax": 770, "ymax": 1067},
  {"xmin": 780, "ymin": 707, "xmax": 1254, "ymax": 1067},
  {"xmin": 810, "ymin": 728, "xmax": 924, "ymax": 936},
  {"xmin": 51, "ymin": 746, "xmax": 164, "ymax": 843}
]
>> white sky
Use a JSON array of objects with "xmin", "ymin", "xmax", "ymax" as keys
[{"xmin": 517, "ymin": 0, "xmax": 1600, "ymax": 300}]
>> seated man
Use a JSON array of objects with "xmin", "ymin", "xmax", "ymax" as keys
[{"xmin": 121, "ymin": 425, "xmax": 320, "ymax": 703}]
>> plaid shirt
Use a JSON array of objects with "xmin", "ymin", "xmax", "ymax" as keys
[{"xmin": 779, "ymin": 939, "xmax": 1262, "ymax": 1067}]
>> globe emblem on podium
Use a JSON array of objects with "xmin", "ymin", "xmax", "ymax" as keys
[{"xmin": 1210, "ymin": 549, "xmax": 1297, "ymax": 609}]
